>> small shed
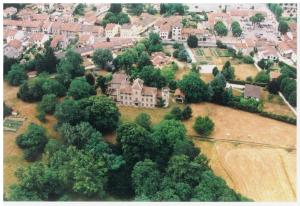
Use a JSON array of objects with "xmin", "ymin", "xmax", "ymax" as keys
[
  {"xmin": 198, "ymin": 65, "xmax": 216, "ymax": 74},
  {"xmin": 244, "ymin": 84, "xmax": 262, "ymax": 101},
  {"xmin": 174, "ymin": 88, "xmax": 185, "ymax": 103}
]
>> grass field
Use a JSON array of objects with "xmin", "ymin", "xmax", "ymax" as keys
[
  {"xmin": 3, "ymin": 82, "xmax": 59, "ymax": 196},
  {"xmin": 260, "ymin": 90, "xmax": 296, "ymax": 118}
]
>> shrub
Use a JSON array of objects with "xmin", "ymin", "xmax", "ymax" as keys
[
  {"xmin": 193, "ymin": 116, "xmax": 214, "ymax": 137},
  {"xmin": 243, "ymin": 56, "xmax": 254, "ymax": 64},
  {"xmin": 181, "ymin": 106, "xmax": 192, "ymax": 120}
]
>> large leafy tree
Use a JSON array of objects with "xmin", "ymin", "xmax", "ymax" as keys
[
  {"xmin": 35, "ymin": 46, "xmax": 58, "ymax": 74},
  {"xmin": 116, "ymin": 122, "xmax": 153, "ymax": 168},
  {"xmin": 135, "ymin": 113, "xmax": 152, "ymax": 131},
  {"xmin": 214, "ymin": 21, "xmax": 228, "ymax": 36},
  {"xmin": 250, "ymin": 13, "xmax": 265, "ymax": 27},
  {"xmin": 81, "ymin": 95, "xmax": 120, "ymax": 133},
  {"xmin": 4, "ymin": 55, "xmax": 18, "ymax": 75},
  {"xmin": 254, "ymin": 70, "xmax": 270, "ymax": 83},
  {"xmin": 16, "ymin": 123, "xmax": 48, "ymax": 161},
  {"xmin": 222, "ymin": 61, "xmax": 235, "ymax": 80},
  {"xmin": 231, "ymin": 21, "xmax": 243, "ymax": 37},
  {"xmin": 38, "ymin": 94, "xmax": 58, "ymax": 114},
  {"xmin": 210, "ymin": 72, "xmax": 227, "ymax": 103},
  {"xmin": 278, "ymin": 20, "xmax": 289, "ymax": 35},
  {"xmin": 178, "ymin": 71, "xmax": 208, "ymax": 103},
  {"xmin": 54, "ymin": 98, "xmax": 87, "ymax": 125},
  {"xmin": 42, "ymin": 78, "xmax": 66, "ymax": 97},
  {"xmin": 92, "ymin": 48, "xmax": 113, "ymax": 69},
  {"xmin": 131, "ymin": 159, "xmax": 161, "ymax": 197},
  {"xmin": 109, "ymin": 3, "xmax": 122, "ymax": 13},
  {"xmin": 67, "ymin": 78, "xmax": 95, "ymax": 100},
  {"xmin": 187, "ymin": 35, "xmax": 198, "ymax": 48},
  {"xmin": 5, "ymin": 64, "xmax": 28, "ymax": 86},
  {"xmin": 139, "ymin": 66, "xmax": 167, "ymax": 89},
  {"xmin": 9, "ymin": 163, "xmax": 64, "ymax": 201},
  {"xmin": 193, "ymin": 116, "xmax": 215, "ymax": 137}
]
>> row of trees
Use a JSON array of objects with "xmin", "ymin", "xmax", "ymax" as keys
[{"xmin": 160, "ymin": 3, "xmax": 186, "ymax": 16}]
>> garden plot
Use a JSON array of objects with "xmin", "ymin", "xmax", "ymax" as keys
[
  {"xmin": 209, "ymin": 48, "xmax": 231, "ymax": 57},
  {"xmin": 4, "ymin": 117, "xmax": 25, "ymax": 132}
]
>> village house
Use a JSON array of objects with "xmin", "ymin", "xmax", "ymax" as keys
[
  {"xmin": 4, "ymin": 29, "xmax": 17, "ymax": 43},
  {"xmin": 28, "ymin": 32, "xmax": 49, "ymax": 47},
  {"xmin": 80, "ymin": 25, "xmax": 104, "ymax": 36},
  {"xmin": 107, "ymin": 73, "xmax": 170, "ymax": 108},
  {"xmin": 78, "ymin": 34, "xmax": 95, "ymax": 47},
  {"xmin": 50, "ymin": 34, "xmax": 69, "ymax": 50},
  {"xmin": 3, "ymin": 7, "xmax": 18, "ymax": 18},
  {"xmin": 105, "ymin": 23, "xmax": 120, "ymax": 38},
  {"xmin": 82, "ymin": 12, "xmax": 98, "ymax": 25},
  {"xmin": 94, "ymin": 3, "xmax": 110, "ymax": 14},
  {"xmin": 42, "ymin": 21, "xmax": 53, "ymax": 34},
  {"xmin": 120, "ymin": 24, "xmax": 139, "ymax": 38},
  {"xmin": 257, "ymin": 46, "xmax": 279, "ymax": 61},
  {"xmin": 181, "ymin": 28, "xmax": 211, "ymax": 42},
  {"xmin": 4, "ymin": 39, "xmax": 24, "ymax": 58},
  {"xmin": 151, "ymin": 52, "xmax": 171, "ymax": 67},
  {"xmin": 171, "ymin": 23, "xmax": 182, "ymax": 41},
  {"xmin": 244, "ymin": 84, "xmax": 262, "ymax": 101},
  {"xmin": 131, "ymin": 13, "xmax": 158, "ymax": 34}
]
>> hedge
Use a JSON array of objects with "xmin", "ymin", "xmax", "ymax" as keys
[
  {"xmin": 259, "ymin": 111, "xmax": 296, "ymax": 125},
  {"xmin": 227, "ymin": 79, "xmax": 267, "ymax": 87}
]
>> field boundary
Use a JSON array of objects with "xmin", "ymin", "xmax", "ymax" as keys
[{"xmin": 190, "ymin": 136, "xmax": 296, "ymax": 151}]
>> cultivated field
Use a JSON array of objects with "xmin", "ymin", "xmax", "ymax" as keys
[
  {"xmin": 194, "ymin": 141, "xmax": 296, "ymax": 201},
  {"xmin": 185, "ymin": 103, "xmax": 296, "ymax": 148}
]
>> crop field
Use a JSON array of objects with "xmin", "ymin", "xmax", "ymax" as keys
[
  {"xmin": 194, "ymin": 141, "xmax": 296, "ymax": 201},
  {"xmin": 4, "ymin": 118, "xmax": 24, "ymax": 132}
]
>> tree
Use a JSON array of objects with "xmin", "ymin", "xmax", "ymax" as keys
[
  {"xmin": 139, "ymin": 66, "xmax": 167, "ymax": 89},
  {"xmin": 127, "ymin": 4, "xmax": 144, "ymax": 16},
  {"xmin": 192, "ymin": 170, "xmax": 242, "ymax": 201},
  {"xmin": 54, "ymin": 98, "xmax": 87, "ymax": 125},
  {"xmin": 288, "ymin": 90, "xmax": 296, "ymax": 107},
  {"xmin": 222, "ymin": 61, "xmax": 235, "ymax": 80},
  {"xmin": 81, "ymin": 95, "xmax": 120, "ymax": 133},
  {"xmin": 152, "ymin": 120, "xmax": 187, "ymax": 166},
  {"xmin": 267, "ymin": 79, "xmax": 280, "ymax": 94},
  {"xmin": 85, "ymin": 73, "xmax": 95, "ymax": 85},
  {"xmin": 16, "ymin": 123, "xmax": 48, "ymax": 161},
  {"xmin": 97, "ymin": 75, "xmax": 108, "ymax": 93},
  {"xmin": 9, "ymin": 163, "xmax": 64, "ymax": 200},
  {"xmin": 250, "ymin": 13, "xmax": 265, "ymax": 26},
  {"xmin": 38, "ymin": 94, "xmax": 58, "ymax": 114},
  {"xmin": 278, "ymin": 20, "xmax": 289, "ymax": 34},
  {"xmin": 17, "ymin": 75, "xmax": 46, "ymax": 102},
  {"xmin": 116, "ymin": 122, "xmax": 152, "ymax": 168},
  {"xmin": 109, "ymin": 3, "xmax": 122, "ymax": 13},
  {"xmin": 4, "ymin": 102, "xmax": 12, "ymax": 117},
  {"xmin": 70, "ymin": 150, "xmax": 108, "ymax": 197},
  {"xmin": 4, "ymin": 55, "xmax": 18, "ymax": 75},
  {"xmin": 138, "ymin": 51, "xmax": 152, "ymax": 68},
  {"xmin": 257, "ymin": 58, "xmax": 273, "ymax": 70},
  {"xmin": 231, "ymin": 21, "xmax": 243, "ymax": 37},
  {"xmin": 73, "ymin": 3, "xmax": 86, "ymax": 16},
  {"xmin": 165, "ymin": 107, "xmax": 182, "ymax": 120},
  {"xmin": 187, "ymin": 35, "xmax": 198, "ymax": 48},
  {"xmin": 131, "ymin": 159, "xmax": 161, "ymax": 197},
  {"xmin": 178, "ymin": 71, "xmax": 208, "ymax": 103},
  {"xmin": 5, "ymin": 64, "xmax": 28, "ymax": 86},
  {"xmin": 254, "ymin": 71, "xmax": 269, "ymax": 83},
  {"xmin": 42, "ymin": 78, "xmax": 66, "ymax": 97},
  {"xmin": 181, "ymin": 106, "xmax": 192, "ymax": 120},
  {"xmin": 212, "ymin": 66, "xmax": 219, "ymax": 76},
  {"xmin": 67, "ymin": 78, "xmax": 95, "ymax": 100},
  {"xmin": 35, "ymin": 46, "xmax": 58, "ymax": 74},
  {"xmin": 92, "ymin": 48, "xmax": 113, "ymax": 69},
  {"xmin": 135, "ymin": 113, "xmax": 152, "ymax": 131},
  {"xmin": 243, "ymin": 55, "xmax": 254, "ymax": 64},
  {"xmin": 214, "ymin": 21, "xmax": 228, "ymax": 36},
  {"xmin": 58, "ymin": 122, "xmax": 106, "ymax": 150},
  {"xmin": 210, "ymin": 73, "xmax": 227, "ymax": 103},
  {"xmin": 193, "ymin": 116, "xmax": 214, "ymax": 137}
]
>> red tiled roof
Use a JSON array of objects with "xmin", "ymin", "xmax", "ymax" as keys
[
  {"xmin": 106, "ymin": 23, "xmax": 117, "ymax": 30},
  {"xmin": 8, "ymin": 39, "xmax": 22, "ymax": 49}
]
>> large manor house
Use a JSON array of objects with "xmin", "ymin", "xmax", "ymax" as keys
[{"xmin": 107, "ymin": 73, "xmax": 170, "ymax": 108}]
